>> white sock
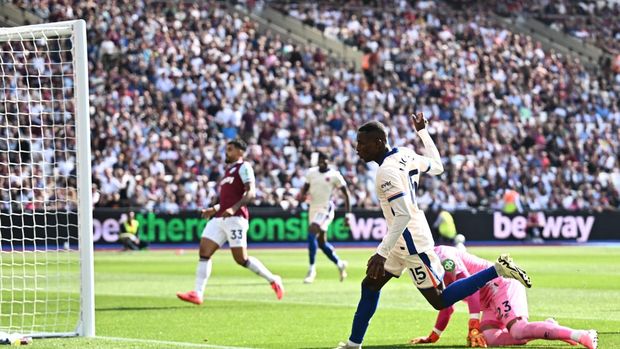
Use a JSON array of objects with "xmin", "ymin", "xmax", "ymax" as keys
[
  {"xmin": 195, "ymin": 259, "xmax": 212, "ymax": 297},
  {"xmin": 309, "ymin": 264, "xmax": 316, "ymax": 273},
  {"xmin": 570, "ymin": 330, "xmax": 584, "ymax": 341},
  {"xmin": 337, "ymin": 260, "xmax": 346, "ymax": 269},
  {"xmin": 245, "ymin": 256, "xmax": 275, "ymax": 283},
  {"xmin": 347, "ymin": 339, "xmax": 361, "ymax": 347}
]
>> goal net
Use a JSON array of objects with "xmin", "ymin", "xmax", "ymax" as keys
[{"xmin": 0, "ymin": 20, "xmax": 94, "ymax": 337}]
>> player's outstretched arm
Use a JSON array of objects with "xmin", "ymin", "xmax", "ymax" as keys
[
  {"xmin": 411, "ymin": 112, "xmax": 443, "ymax": 176},
  {"xmin": 340, "ymin": 185, "xmax": 351, "ymax": 213},
  {"xmin": 298, "ymin": 183, "xmax": 310, "ymax": 204},
  {"xmin": 410, "ymin": 306, "xmax": 454, "ymax": 345}
]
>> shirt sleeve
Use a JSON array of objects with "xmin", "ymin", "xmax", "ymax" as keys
[
  {"xmin": 413, "ymin": 129, "xmax": 444, "ymax": 175},
  {"xmin": 376, "ymin": 167, "xmax": 411, "ymax": 258},
  {"xmin": 239, "ymin": 162, "xmax": 255, "ymax": 184},
  {"xmin": 334, "ymin": 171, "xmax": 347, "ymax": 188},
  {"xmin": 304, "ymin": 169, "xmax": 313, "ymax": 185}
]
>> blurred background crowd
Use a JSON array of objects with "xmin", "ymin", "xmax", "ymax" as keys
[{"xmin": 4, "ymin": 0, "xmax": 620, "ymax": 214}]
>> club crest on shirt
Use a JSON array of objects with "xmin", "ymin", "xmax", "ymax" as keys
[{"xmin": 442, "ymin": 259, "xmax": 455, "ymax": 272}]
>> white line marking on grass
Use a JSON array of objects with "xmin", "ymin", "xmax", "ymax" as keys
[{"xmin": 97, "ymin": 336, "xmax": 255, "ymax": 349}]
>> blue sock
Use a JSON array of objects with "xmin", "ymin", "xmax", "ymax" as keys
[
  {"xmin": 320, "ymin": 242, "xmax": 340, "ymax": 265},
  {"xmin": 308, "ymin": 234, "xmax": 317, "ymax": 265},
  {"xmin": 350, "ymin": 285, "xmax": 381, "ymax": 344},
  {"xmin": 441, "ymin": 266, "xmax": 498, "ymax": 307}
]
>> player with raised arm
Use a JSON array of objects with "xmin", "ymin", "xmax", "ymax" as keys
[
  {"xmin": 299, "ymin": 151, "xmax": 351, "ymax": 283},
  {"xmin": 410, "ymin": 245, "xmax": 597, "ymax": 349},
  {"xmin": 335, "ymin": 114, "xmax": 531, "ymax": 349},
  {"xmin": 177, "ymin": 139, "xmax": 284, "ymax": 304}
]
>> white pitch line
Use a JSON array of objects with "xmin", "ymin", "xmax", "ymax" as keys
[{"xmin": 97, "ymin": 336, "xmax": 256, "ymax": 349}]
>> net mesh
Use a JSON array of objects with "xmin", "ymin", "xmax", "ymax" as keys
[{"xmin": 0, "ymin": 25, "xmax": 81, "ymax": 336}]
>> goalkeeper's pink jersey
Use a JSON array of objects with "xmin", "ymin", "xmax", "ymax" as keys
[
  {"xmin": 435, "ymin": 245, "xmax": 497, "ymax": 305},
  {"xmin": 435, "ymin": 245, "xmax": 529, "ymax": 325}
]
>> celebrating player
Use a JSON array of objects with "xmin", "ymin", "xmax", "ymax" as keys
[
  {"xmin": 177, "ymin": 139, "xmax": 284, "ymax": 305},
  {"xmin": 410, "ymin": 245, "xmax": 598, "ymax": 349},
  {"xmin": 299, "ymin": 151, "xmax": 351, "ymax": 283},
  {"xmin": 335, "ymin": 114, "xmax": 531, "ymax": 349}
]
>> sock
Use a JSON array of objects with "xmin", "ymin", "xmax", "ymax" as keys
[
  {"xmin": 441, "ymin": 266, "xmax": 498, "ymax": 307},
  {"xmin": 483, "ymin": 328, "xmax": 528, "ymax": 346},
  {"xmin": 245, "ymin": 256, "xmax": 276, "ymax": 283},
  {"xmin": 509, "ymin": 319, "xmax": 578, "ymax": 342},
  {"xmin": 349, "ymin": 285, "xmax": 381, "ymax": 344},
  {"xmin": 320, "ymin": 242, "xmax": 341, "ymax": 265},
  {"xmin": 309, "ymin": 264, "xmax": 316, "ymax": 273},
  {"xmin": 195, "ymin": 259, "xmax": 212, "ymax": 297},
  {"xmin": 308, "ymin": 234, "xmax": 318, "ymax": 265}
]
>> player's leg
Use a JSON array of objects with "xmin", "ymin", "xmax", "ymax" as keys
[
  {"xmin": 228, "ymin": 217, "xmax": 284, "ymax": 300},
  {"xmin": 417, "ymin": 251, "xmax": 531, "ymax": 310},
  {"xmin": 305, "ymin": 222, "xmax": 320, "ymax": 283},
  {"xmin": 412, "ymin": 251, "xmax": 493, "ymax": 310},
  {"xmin": 339, "ymin": 252, "xmax": 408, "ymax": 347},
  {"xmin": 176, "ymin": 223, "xmax": 222, "ymax": 305},
  {"xmin": 508, "ymin": 318, "xmax": 596, "ymax": 348},
  {"xmin": 480, "ymin": 307, "xmax": 529, "ymax": 346},
  {"xmin": 317, "ymin": 229, "xmax": 348, "ymax": 282},
  {"xmin": 343, "ymin": 273, "xmax": 393, "ymax": 348}
]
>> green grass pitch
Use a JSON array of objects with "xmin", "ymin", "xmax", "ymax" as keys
[{"xmin": 30, "ymin": 246, "xmax": 620, "ymax": 348}]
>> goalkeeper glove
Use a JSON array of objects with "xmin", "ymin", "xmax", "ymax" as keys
[
  {"xmin": 410, "ymin": 330, "xmax": 440, "ymax": 344},
  {"xmin": 467, "ymin": 319, "xmax": 487, "ymax": 348}
]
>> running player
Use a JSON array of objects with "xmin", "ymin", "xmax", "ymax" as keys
[
  {"xmin": 335, "ymin": 114, "xmax": 531, "ymax": 349},
  {"xmin": 299, "ymin": 151, "xmax": 351, "ymax": 283},
  {"xmin": 410, "ymin": 245, "xmax": 598, "ymax": 349},
  {"xmin": 177, "ymin": 139, "xmax": 284, "ymax": 304}
]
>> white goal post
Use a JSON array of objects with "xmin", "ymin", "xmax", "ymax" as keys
[{"xmin": 0, "ymin": 20, "xmax": 94, "ymax": 337}]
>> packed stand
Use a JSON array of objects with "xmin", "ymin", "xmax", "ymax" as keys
[
  {"xmin": 272, "ymin": 0, "xmax": 620, "ymax": 212},
  {"xmin": 8, "ymin": 0, "xmax": 620, "ymax": 214},
  {"xmin": 0, "ymin": 33, "xmax": 78, "ymax": 212},
  {"xmin": 501, "ymin": 0, "xmax": 620, "ymax": 56}
]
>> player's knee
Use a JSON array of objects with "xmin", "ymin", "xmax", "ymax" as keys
[
  {"xmin": 235, "ymin": 257, "xmax": 247, "ymax": 266},
  {"xmin": 423, "ymin": 291, "xmax": 446, "ymax": 310},
  {"xmin": 507, "ymin": 320, "xmax": 526, "ymax": 340},
  {"xmin": 361, "ymin": 278, "xmax": 382, "ymax": 292},
  {"xmin": 429, "ymin": 299, "xmax": 444, "ymax": 311},
  {"xmin": 309, "ymin": 224, "xmax": 320, "ymax": 235}
]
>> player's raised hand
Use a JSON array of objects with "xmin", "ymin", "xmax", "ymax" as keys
[
  {"xmin": 366, "ymin": 253, "xmax": 386, "ymax": 279},
  {"xmin": 412, "ymin": 112, "xmax": 428, "ymax": 131},
  {"xmin": 410, "ymin": 331, "xmax": 440, "ymax": 344}
]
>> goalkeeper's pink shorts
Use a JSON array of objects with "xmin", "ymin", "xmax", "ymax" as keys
[{"xmin": 480, "ymin": 278, "xmax": 529, "ymax": 329}]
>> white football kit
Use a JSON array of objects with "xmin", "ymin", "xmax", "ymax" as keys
[
  {"xmin": 305, "ymin": 167, "xmax": 347, "ymax": 231},
  {"xmin": 374, "ymin": 129, "xmax": 446, "ymax": 288}
]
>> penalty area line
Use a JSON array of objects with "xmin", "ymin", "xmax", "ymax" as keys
[{"xmin": 97, "ymin": 336, "xmax": 255, "ymax": 349}]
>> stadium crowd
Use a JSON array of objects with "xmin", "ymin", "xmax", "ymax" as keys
[
  {"xmin": 6, "ymin": 0, "xmax": 620, "ymax": 214},
  {"xmin": 504, "ymin": 0, "xmax": 620, "ymax": 56}
]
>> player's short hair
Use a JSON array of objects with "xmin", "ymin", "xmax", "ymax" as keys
[
  {"xmin": 358, "ymin": 121, "xmax": 387, "ymax": 140},
  {"xmin": 228, "ymin": 139, "xmax": 247, "ymax": 151},
  {"xmin": 317, "ymin": 151, "xmax": 328, "ymax": 161}
]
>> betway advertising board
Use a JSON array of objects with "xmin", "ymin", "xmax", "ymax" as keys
[{"xmin": 91, "ymin": 208, "xmax": 620, "ymax": 246}]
